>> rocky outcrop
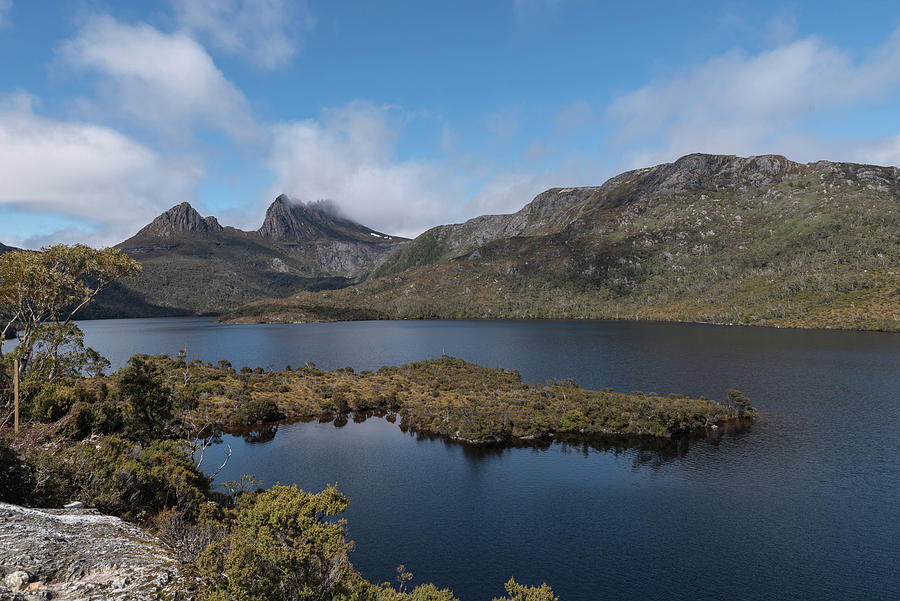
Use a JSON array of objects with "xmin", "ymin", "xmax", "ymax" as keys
[
  {"xmin": 0, "ymin": 502, "xmax": 190, "ymax": 600},
  {"xmin": 137, "ymin": 202, "xmax": 223, "ymax": 238},
  {"xmin": 258, "ymin": 195, "xmax": 403, "ymax": 244},
  {"xmin": 371, "ymin": 186, "xmax": 604, "ymax": 277},
  {"xmin": 255, "ymin": 195, "xmax": 410, "ymax": 274}
]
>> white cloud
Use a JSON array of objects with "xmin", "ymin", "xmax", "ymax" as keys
[
  {"xmin": 852, "ymin": 134, "xmax": 900, "ymax": 166},
  {"xmin": 464, "ymin": 171, "xmax": 563, "ymax": 217},
  {"xmin": 439, "ymin": 123, "xmax": 460, "ymax": 154},
  {"xmin": 172, "ymin": 0, "xmax": 313, "ymax": 69},
  {"xmin": 765, "ymin": 11, "xmax": 797, "ymax": 46},
  {"xmin": 268, "ymin": 102, "xmax": 466, "ymax": 238},
  {"xmin": 267, "ymin": 101, "xmax": 590, "ymax": 239},
  {"xmin": 13, "ymin": 226, "xmax": 113, "ymax": 251},
  {"xmin": 60, "ymin": 15, "xmax": 260, "ymax": 142},
  {"xmin": 608, "ymin": 28, "xmax": 900, "ymax": 168},
  {"xmin": 0, "ymin": 93, "xmax": 202, "ymax": 247}
]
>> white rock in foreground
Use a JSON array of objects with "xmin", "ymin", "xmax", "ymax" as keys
[{"xmin": 0, "ymin": 502, "xmax": 190, "ymax": 600}]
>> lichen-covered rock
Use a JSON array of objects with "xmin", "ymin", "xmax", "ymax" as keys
[
  {"xmin": 0, "ymin": 503, "xmax": 191, "ymax": 600},
  {"xmin": 2, "ymin": 571, "xmax": 29, "ymax": 592}
]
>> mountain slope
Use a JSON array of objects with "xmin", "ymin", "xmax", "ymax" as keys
[
  {"xmin": 225, "ymin": 153, "xmax": 900, "ymax": 331},
  {"xmin": 87, "ymin": 198, "xmax": 408, "ymax": 318},
  {"xmin": 371, "ymin": 186, "xmax": 602, "ymax": 278}
]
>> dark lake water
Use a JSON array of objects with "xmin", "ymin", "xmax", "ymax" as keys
[{"xmin": 72, "ymin": 317, "xmax": 899, "ymax": 601}]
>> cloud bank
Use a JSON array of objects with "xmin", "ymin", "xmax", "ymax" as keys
[
  {"xmin": 0, "ymin": 92, "xmax": 201, "ymax": 247},
  {"xmin": 172, "ymin": 0, "xmax": 313, "ymax": 69},
  {"xmin": 268, "ymin": 103, "xmax": 465, "ymax": 238},
  {"xmin": 60, "ymin": 15, "xmax": 260, "ymax": 142},
  {"xmin": 608, "ymin": 28, "xmax": 900, "ymax": 168},
  {"xmin": 267, "ymin": 102, "xmax": 575, "ymax": 238}
]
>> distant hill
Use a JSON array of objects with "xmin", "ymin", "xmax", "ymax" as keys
[
  {"xmin": 225, "ymin": 153, "xmax": 900, "ymax": 332},
  {"xmin": 85, "ymin": 197, "xmax": 408, "ymax": 318}
]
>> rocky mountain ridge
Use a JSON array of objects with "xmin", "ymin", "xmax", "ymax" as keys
[
  {"xmin": 85, "ymin": 195, "xmax": 408, "ymax": 318},
  {"xmin": 375, "ymin": 153, "xmax": 900, "ymax": 278},
  {"xmin": 137, "ymin": 202, "xmax": 223, "ymax": 237},
  {"xmin": 372, "ymin": 185, "xmax": 603, "ymax": 277},
  {"xmin": 227, "ymin": 153, "xmax": 900, "ymax": 332}
]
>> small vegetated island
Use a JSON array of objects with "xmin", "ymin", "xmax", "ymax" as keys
[
  {"xmin": 0, "ymin": 245, "xmax": 755, "ymax": 600},
  {"xmin": 118, "ymin": 353, "xmax": 754, "ymax": 443}
]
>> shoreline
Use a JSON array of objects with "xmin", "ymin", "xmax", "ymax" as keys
[
  {"xmin": 224, "ymin": 409, "xmax": 754, "ymax": 449},
  {"xmin": 219, "ymin": 312, "xmax": 900, "ymax": 334},
  {"xmin": 53, "ymin": 308, "xmax": 900, "ymax": 334}
]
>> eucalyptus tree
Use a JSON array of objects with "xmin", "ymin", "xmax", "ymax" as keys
[{"xmin": 0, "ymin": 244, "xmax": 140, "ymax": 422}]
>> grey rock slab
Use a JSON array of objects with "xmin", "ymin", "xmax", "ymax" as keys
[{"xmin": 0, "ymin": 503, "xmax": 190, "ymax": 600}]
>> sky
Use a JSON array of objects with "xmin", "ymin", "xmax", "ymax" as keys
[{"xmin": 1, "ymin": 0, "xmax": 899, "ymax": 248}]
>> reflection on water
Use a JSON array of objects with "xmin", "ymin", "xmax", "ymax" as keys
[
  {"xmin": 240, "ymin": 424, "xmax": 278, "ymax": 444},
  {"xmin": 235, "ymin": 410, "xmax": 753, "ymax": 469}
]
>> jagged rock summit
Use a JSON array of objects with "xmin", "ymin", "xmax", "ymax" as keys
[
  {"xmin": 0, "ymin": 502, "xmax": 189, "ymax": 600},
  {"xmin": 87, "ymin": 195, "xmax": 410, "ymax": 318},
  {"xmin": 258, "ymin": 194, "xmax": 399, "ymax": 243},
  {"xmin": 136, "ymin": 201, "xmax": 223, "ymax": 237}
]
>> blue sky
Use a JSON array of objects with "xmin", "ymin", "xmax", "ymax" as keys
[{"xmin": 1, "ymin": 0, "xmax": 899, "ymax": 247}]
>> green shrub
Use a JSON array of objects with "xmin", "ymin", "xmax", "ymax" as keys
[
  {"xmin": 59, "ymin": 401, "xmax": 95, "ymax": 440},
  {"xmin": 407, "ymin": 584, "xmax": 461, "ymax": 601},
  {"xmin": 559, "ymin": 410, "xmax": 589, "ymax": 432},
  {"xmin": 0, "ymin": 434, "xmax": 35, "ymax": 505},
  {"xmin": 90, "ymin": 399, "xmax": 126, "ymax": 435},
  {"xmin": 117, "ymin": 357, "xmax": 175, "ymax": 440},
  {"xmin": 493, "ymin": 578, "xmax": 559, "ymax": 601},
  {"xmin": 196, "ymin": 484, "xmax": 354, "ymax": 601},
  {"xmin": 232, "ymin": 398, "xmax": 285, "ymax": 427},
  {"xmin": 93, "ymin": 438, "xmax": 209, "ymax": 519},
  {"xmin": 27, "ymin": 383, "xmax": 81, "ymax": 422}
]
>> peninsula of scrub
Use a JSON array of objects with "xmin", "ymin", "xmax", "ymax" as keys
[{"xmin": 56, "ymin": 355, "xmax": 755, "ymax": 443}]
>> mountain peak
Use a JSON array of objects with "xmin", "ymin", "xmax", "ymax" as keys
[
  {"xmin": 138, "ymin": 202, "xmax": 223, "ymax": 237},
  {"xmin": 258, "ymin": 195, "xmax": 401, "ymax": 243}
]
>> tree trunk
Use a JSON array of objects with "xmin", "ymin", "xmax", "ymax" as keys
[{"xmin": 13, "ymin": 358, "xmax": 19, "ymax": 433}]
